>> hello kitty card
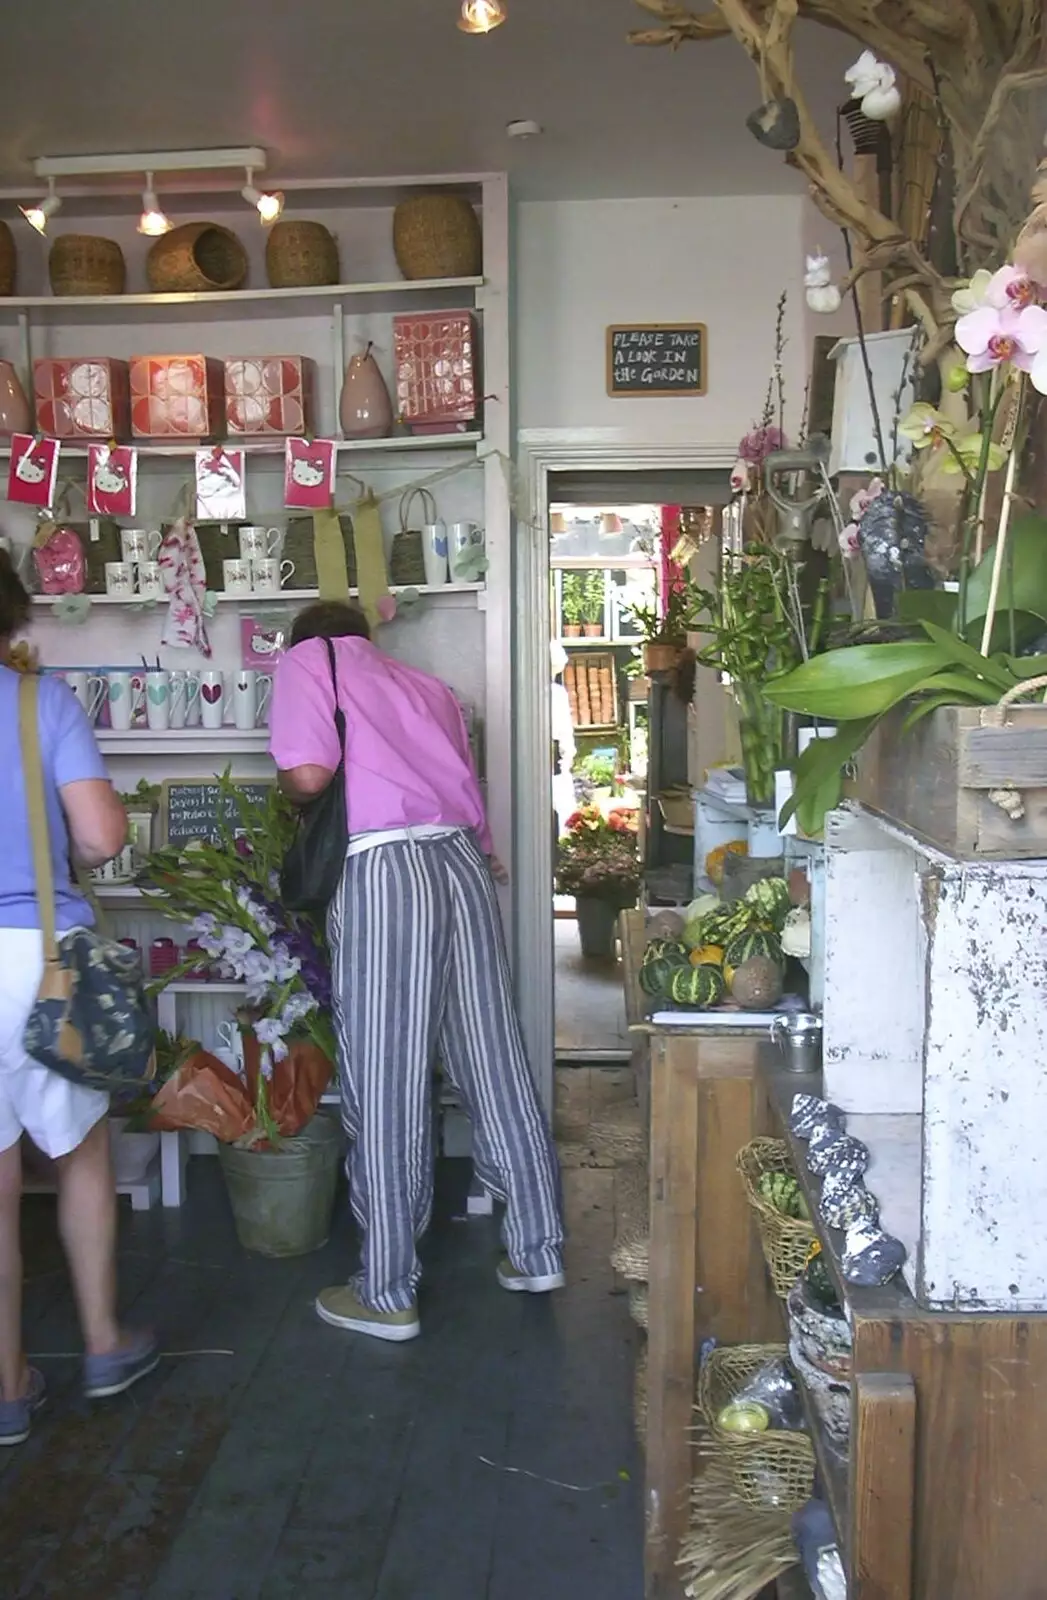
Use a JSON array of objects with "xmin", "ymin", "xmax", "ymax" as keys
[
  {"xmin": 87, "ymin": 444, "xmax": 137, "ymax": 517},
  {"xmin": 7, "ymin": 434, "xmax": 59, "ymax": 508},
  {"xmin": 284, "ymin": 438, "xmax": 335, "ymax": 509},
  {"xmin": 195, "ymin": 447, "xmax": 246, "ymax": 522}
]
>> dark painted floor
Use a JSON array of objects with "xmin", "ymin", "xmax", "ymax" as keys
[{"xmin": 4, "ymin": 1154, "xmax": 642, "ymax": 1600}]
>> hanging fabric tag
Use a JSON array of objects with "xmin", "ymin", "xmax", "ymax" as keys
[
  {"xmin": 348, "ymin": 493, "xmax": 390, "ymax": 627},
  {"xmin": 313, "ymin": 508, "xmax": 350, "ymax": 599}
]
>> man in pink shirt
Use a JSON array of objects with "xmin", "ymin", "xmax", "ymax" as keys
[{"xmin": 269, "ymin": 601, "xmax": 564, "ymax": 1342}]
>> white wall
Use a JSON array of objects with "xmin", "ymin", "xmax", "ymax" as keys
[{"xmin": 516, "ymin": 196, "xmax": 820, "ymax": 448}]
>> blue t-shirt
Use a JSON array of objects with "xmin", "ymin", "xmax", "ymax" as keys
[{"xmin": 0, "ymin": 667, "xmax": 107, "ymax": 931}]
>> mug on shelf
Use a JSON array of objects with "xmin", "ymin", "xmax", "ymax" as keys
[
  {"xmin": 169, "ymin": 670, "xmax": 201, "ymax": 731},
  {"xmin": 222, "ymin": 558, "xmax": 253, "ymax": 598},
  {"xmin": 251, "ymin": 557, "xmax": 295, "ymax": 595},
  {"xmin": 233, "ymin": 669, "xmax": 274, "ymax": 731},
  {"xmin": 104, "ymin": 561, "xmax": 135, "ymax": 599},
  {"xmin": 145, "ymin": 670, "xmax": 170, "ymax": 732},
  {"xmin": 120, "ymin": 528, "xmax": 162, "ymax": 565},
  {"xmin": 199, "ymin": 671, "xmax": 226, "ymax": 730},
  {"xmin": 105, "ymin": 670, "xmax": 144, "ymax": 732},
  {"xmin": 62, "ymin": 670, "xmax": 106, "ymax": 724},
  {"xmin": 137, "ymin": 561, "xmax": 164, "ymax": 602},
  {"xmin": 422, "ymin": 520, "xmax": 449, "ymax": 587},
  {"xmin": 447, "ymin": 521, "xmax": 485, "ymax": 582},
  {"xmin": 239, "ymin": 525, "xmax": 283, "ymax": 561}
]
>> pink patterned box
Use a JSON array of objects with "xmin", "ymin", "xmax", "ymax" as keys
[
  {"xmin": 223, "ymin": 356, "xmax": 315, "ymax": 436},
  {"xmin": 129, "ymin": 354, "xmax": 225, "ymax": 439},
  {"xmin": 34, "ymin": 358, "xmax": 130, "ymax": 440},
  {"xmin": 393, "ymin": 311, "xmax": 478, "ymax": 434}
]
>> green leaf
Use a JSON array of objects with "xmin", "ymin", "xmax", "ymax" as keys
[
  {"xmin": 778, "ymin": 718, "xmax": 879, "ymax": 836},
  {"xmin": 763, "ymin": 643, "xmax": 949, "ymax": 721},
  {"xmin": 900, "ymin": 691, "xmax": 989, "ymax": 735},
  {"xmin": 911, "ymin": 670, "xmax": 1001, "ymax": 704},
  {"xmin": 964, "ymin": 514, "xmax": 1047, "ymax": 632},
  {"xmin": 971, "ymin": 611, "xmax": 1047, "ymax": 654},
  {"xmin": 1000, "ymin": 652, "xmax": 1047, "ymax": 680},
  {"xmin": 898, "ymin": 589, "xmax": 957, "ymax": 630},
  {"xmin": 917, "ymin": 622, "xmax": 1015, "ymax": 692}
]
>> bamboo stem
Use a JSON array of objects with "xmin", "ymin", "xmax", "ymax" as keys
[{"xmin": 979, "ymin": 442, "xmax": 1020, "ymax": 656}]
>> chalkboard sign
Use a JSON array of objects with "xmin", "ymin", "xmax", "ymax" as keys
[
  {"xmin": 161, "ymin": 779, "xmax": 275, "ymax": 847},
  {"xmin": 607, "ymin": 324, "xmax": 706, "ymax": 397}
]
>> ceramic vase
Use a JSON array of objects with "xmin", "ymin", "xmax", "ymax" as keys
[
  {"xmin": 339, "ymin": 351, "xmax": 393, "ymax": 440},
  {"xmin": 0, "ymin": 361, "xmax": 31, "ymax": 435}
]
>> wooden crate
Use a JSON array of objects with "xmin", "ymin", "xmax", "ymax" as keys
[{"xmin": 855, "ymin": 702, "xmax": 1047, "ymax": 858}]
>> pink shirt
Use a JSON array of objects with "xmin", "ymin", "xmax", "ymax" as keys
[{"xmin": 268, "ymin": 636, "xmax": 491, "ymax": 853}]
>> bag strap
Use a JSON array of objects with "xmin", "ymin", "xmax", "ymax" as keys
[
  {"xmin": 18, "ymin": 673, "xmax": 59, "ymax": 962},
  {"xmin": 324, "ymin": 637, "xmax": 347, "ymax": 769}
]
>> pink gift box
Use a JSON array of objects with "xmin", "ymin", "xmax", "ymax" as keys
[
  {"xmin": 224, "ymin": 356, "xmax": 315, "ymax": 436},
  {"xmin": 393, "ymin": 311, "xmax": 478, "ymax": 433},
  {"xmin": 129, "ymin": 354, "xmax": 225, "ymax": 439},
  {"xmin": 34, "ymin": 358, "xmax": 131, "ymax": 440}
]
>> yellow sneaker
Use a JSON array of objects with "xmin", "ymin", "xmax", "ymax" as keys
[{"xmin": 315, "ymin": 1285, "xmax": 420, "ymax": 1342}]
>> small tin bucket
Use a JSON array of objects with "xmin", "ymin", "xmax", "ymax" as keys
[{"xmin": 770, "ymin": 1012, "xmax": 823, "ymax": 1074}]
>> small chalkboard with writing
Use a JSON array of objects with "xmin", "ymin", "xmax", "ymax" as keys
[
  {"xmin": 607, "ymin": 324, "xmax": 706, "ymax": 398},
  {"xmin": 161, "ymin": 778, "xmax": 275, "ymax": 847}
]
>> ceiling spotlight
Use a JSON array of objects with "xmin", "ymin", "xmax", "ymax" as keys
[
  {"xmin": 242, "ymin": 168, "xmax": 284, "ymax": 225},
  {"xmin": 458, "ymin": 0, "xmax": 506, "ymax": 34},
  {"xmin": 20, "ymin": 177, "xmax": 60, "ymax": 235},
  {"xmin": 137, "ymin": 173, "xmax": 171, "ymax": 237}
]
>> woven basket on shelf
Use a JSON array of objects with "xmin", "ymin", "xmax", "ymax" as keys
[
  {"xmin": 628, "ymin": 1281, "xmax": 649, "ymax": 1331},
  {"xmin": 393, "ymin": 194, "xmax": 482, "ymax": 281},
  {"xmin": 146, "ymin": 222, "xmax": 248, "ymax": 294},
  {"xmin": 284, "ymin": 514, "xmax": 356, "ymax": 591},
  {"xmin": 390, "ymin": 486, "xmax": 430, "ymax": 587},
  {"xmin": 697, "ymin": 1344, "xmax": 815, "ymax": 1513},
  {"xmin": 265, "ymin": 220, "xmax": 339, "ymax": 288},
  {"xmin": 82, "ymin": 521, "xmax": 124, "ymax": 593},
  {"xmin": 0, "ymin": 220, "xmax": 14, "ymax": 295},
  {"xmin": 192, "ymin": 523, "xmax": 244, "ymax": 592},
  {"xmin": 736, "ymin": 1138, "xmax": 816, "ymax": 1298},
  {"xmin": 610, "ymin": 1161, "xmax": 649, "ymax": 1282},
  {"xmin": 49, "ymin": 235, "xmax": 125, "ymax": 297}
]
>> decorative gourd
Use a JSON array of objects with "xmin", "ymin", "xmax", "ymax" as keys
[
  {"xmin": 705, "ymin": 839, "xmax": 747, "ymax": 886},
  {"xmin": 669, "ymin": 962, "xmax": 726, "ymax": 1009},
  {"xmin": 743, "ymin": 876, "xmax": 793, "ymax": 931},
  {"xmin": 723, "ymin": 926, "xmax": 784, "ymax": 974},
  {"xmin": 647, "ymin": 909, "xmax": 685, "ymax": 941},
  {"xmin": 689, "ymin": 943, "xmax": 724, "ymax": 968},
  {"xmin": 643, "ymin": 939, "xmax": 689, "ymax": 968},
  {"xmin": 728, "ymin": 954, "xmax": 784, "ymax": 1010},
  {"xmin": 639, "ymin": 943, "xmax": 691, "ymax": 998}
]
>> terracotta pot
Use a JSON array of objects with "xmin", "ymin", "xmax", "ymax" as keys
[
  {"xmin": 339, "ymin": 350, "xmax": 393, "ymax": 439},
  {"xmin": 0, "ymin": 361, "xmax": 31, "ymax": 435},
  {"xmin": 583, "ymin": 623, "xmax": 603, "ymax": 637},
  {"xmin": 563, "ymin": 624, "xmax": 582, "ymax": 638},
  {"xmin": 643, "ymin": 642, "xmax": 683, "ymax": 674}
]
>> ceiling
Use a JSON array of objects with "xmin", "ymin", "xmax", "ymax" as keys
[{"xmin": 0, "ymin": 0, "xmax": 855, "ymax": 201}]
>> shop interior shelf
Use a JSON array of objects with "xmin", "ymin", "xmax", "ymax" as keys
[
  {"xmin": 0, "ymin": 276, "xmax": 484, "ymax": 313},
  {"xmin": 95, "ymin": 729, "xmax": 271, "ymax": 755},
  {"xmin": 33, "ymin": 582, "xmax": 484, "ymax": 608},
  {"xmin": 2, "ymin": 432, "xmax": 483, "ymax": 461}
]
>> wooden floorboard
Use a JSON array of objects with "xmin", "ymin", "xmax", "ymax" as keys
[{"xmin": 5, "ymin": 1146, "xmax": 642, "ymax": 1600}]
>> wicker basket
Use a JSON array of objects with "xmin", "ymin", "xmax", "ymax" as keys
[
  {"xmin": 49, "ymin": 235, "xmax": 125, "ymax": 297},
  {"xmin": 390, "ymin": 486, "xmax": 431, "ymax": 587},
  {"xmin": 628, "ymin": 1281, "xmax": 649, "ymax": 1330},
  {"xmin": 634, "ymin": 1340, "xmax": 648, "ymax": 1444},
  {"xmin": 146, "ymin": 222, "xmax": 248, "ymax": 294},
  {"xmin": 0, "ymin": 220, "xmax": 14, "ymax": 296},
  {"xmin": 82, "ymin": 521, "xmax": 124, "ymax": 593},
  {"xmin": 393, "ymin": 194, "xmax": 482, "ymax": 281},
  {"xmin": 285, "ymin": 514, "xmax": 356, "ymax": 591},
  {"xmin": 610, "ymin": 1161, "xmax": 649, "ymax": 1282},
  {"xmin": 265, "ymin": 220, "xmax": 339, "ymax": 288},
  {"xmin": 697, "ymin": 1344, "xmax": 815, "ymax": 1512},
  {"xmin": 736, "ymin": 1139, "xmax": 816, "ymax": 1299}
]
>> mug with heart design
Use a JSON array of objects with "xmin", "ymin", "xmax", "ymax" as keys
[
  {"xmin": 200, "ymin": 671, "xmax": 226, "ymax": 730},
  {"xmin": 62, "ymin": 670, "xmax": 106, "ymax": 724},
  {"xmin": 169, "ymin": 670, "xmax": 201, "ymax": 730},
  {"xmin": 145, "ymin": 670, "xmax": 171, "ymax": 731},
  {"xmin": 106, "ymin": 670, "xmax": 145, "ymax": 732},
  {"xmin": 422, "ymin": 520, "xmax": 449, "ymax": 587},
  {"xmin": 239, "ymin": 525, "xmax": 283, "ymax": 561},
  {"xmin": 121, "ymin": 528, "xmax": 162, "ymax": 565},
  {"xmin": 251, "ymin": 557, "xmax": 295, "ymax": 595},
  {"xmin": 233, "ymin": 669, "xmax": 274, "ymax": 730}
]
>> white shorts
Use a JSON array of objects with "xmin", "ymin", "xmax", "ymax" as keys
[{"xmin": 0, "ymin": 928, "xmax": 109, "ymax": 1159}]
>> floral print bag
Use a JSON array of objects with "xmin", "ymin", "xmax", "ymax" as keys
[{"xmin": 19, "ymin": 674, "xmax": 157, "ymax": 1092}]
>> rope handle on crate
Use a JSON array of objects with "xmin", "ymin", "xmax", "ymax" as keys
[{"xmin": 981, "ymin": 674, "xmax": 1047, "ymax": 727}]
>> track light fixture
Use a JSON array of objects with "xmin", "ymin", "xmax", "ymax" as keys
[
  {"xmin": 19, "ymin": 177, "xmax": 60, "ymax": 235},
  {"xmin": 241, "ymin": 169, "xmax": 284, "ymax": 225},
  {"xmin": 458, "ymin": 0, "xmax": 507, "ymax": 34},
  {"xmin": 137, "ymin": 173, "xmax": 172, "ymax": 237}
]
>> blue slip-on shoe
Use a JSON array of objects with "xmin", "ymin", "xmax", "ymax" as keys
[
  {"xmin": 83, "ymin": 1330, "xmax": 161, "ymax": 1400},
  {"xmin": 0, "ymin": 1367, "xmax": 46, "ymax": 1446}
]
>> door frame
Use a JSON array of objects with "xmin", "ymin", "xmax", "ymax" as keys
[{"xmin": 513, "ymin": 431, "xmax": 738, "ymax": 1110}]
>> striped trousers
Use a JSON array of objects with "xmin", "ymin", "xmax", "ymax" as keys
[{"xmin": 327, "ymin": 829, "xmax": 564, "ymax": 1313}]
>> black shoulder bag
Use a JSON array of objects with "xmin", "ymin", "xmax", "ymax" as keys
[{"xmin": 280, "ymin": 638, "xmax": 349, "ymax": 914}]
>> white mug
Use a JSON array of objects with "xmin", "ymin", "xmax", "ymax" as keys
[
  {"xmin": 199, "ymin": 671, "xmax": 226, "ymax": 730},
  {"xmin": 106, "ymin": 670, "xmax": 144, "ymax": 732},
  {"xmin": 421, "ymin": 520, "xmax": 449, "ymax": 587},
  {"xmin": 239, "ymin": 525, "xmax": 282, "ymax": 561},
  {"xmin": 105, "ymin": 561, "xmax": 135, "ymax": 598},
  {"xmin": 169, "ymin": 670, "xmax": 200, "ymax": 731},
  {"xmin": 145, "ymin": 670, "xmax": 170, "ymax": 732},
  {"xmin": 137, "ymin": 561, "xmax": 164, "ymax": 602},
  {"xmin": 232, "ymin": 669, "xmax": 273, "ymax": 731},
  {"xmin": 215, "ymin": 1020, "xmax": 244, "ymax": 1072},
  {"xmin": 251, "ymin": 557, "xmax": 295, "ymax": 595},
  {"xmin": 121, "ymin": 528, "xmax": 161, "ymax": 564},
  {"xmin": 63, "ymin": 670, "xmax": 106, "ymax": 723},
  {"xmin": 448, "ymin": 521, "xmax": 485, "ymax": 581},
  {"xmin": 222, "ymin": 558, "xmax": 252, "ymax": 597}
]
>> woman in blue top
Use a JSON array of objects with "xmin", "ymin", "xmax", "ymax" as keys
[{"xmin": 0, "ymin": 552, "xmax": 158, "ymax": 1446}]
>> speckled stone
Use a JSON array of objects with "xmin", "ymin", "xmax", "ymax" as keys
[
  {"xmin": 789, "ymin": 1094, "xmax": 845, "ymax": 1141},
  {"xmin": 841, "ymin": 1217, "xmax": 907, "ymax": 1286},
  {"xmin": 819, "ymin": 1172, "xmax": 879, "ymax": 1231}
]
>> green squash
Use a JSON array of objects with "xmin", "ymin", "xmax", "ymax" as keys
[
  {"xmin": 639, "ymin": 944, "xmax": 690, "ymax": 998},
  {"xmin": 743, "ymin": 876, "xmax": 793, "ymax": 931},
  {"xmin": 723, "ymin": 925, "xmax": 784, "ymax": 972},
  {"xmin": 668, "ymin": 962, "xmax": 726, "ymax": 1009}
]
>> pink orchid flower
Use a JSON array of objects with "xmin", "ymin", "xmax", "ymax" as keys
[
  {"xmin": 955, "ymin": 302, "xmax": 1047, "ymax": 374},
  {"xmin": 984, "ymin": 264, "xmax": 1039, "ymax": 312}
]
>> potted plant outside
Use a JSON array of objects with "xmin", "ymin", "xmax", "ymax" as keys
[
  {"xmin": 582, "ymin": 570, "xmax": 606, "ymax": 636},
  {"xmin": 561, "ymin": 573, "xmax": 585, "ymax": 637},
  {"xmin": 555, "ymin": 804, "xmax": 641, "ymax": 957},
  {"xmin": 624, "ymin": 583, "xmax": 696, "ymax": 674}
]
